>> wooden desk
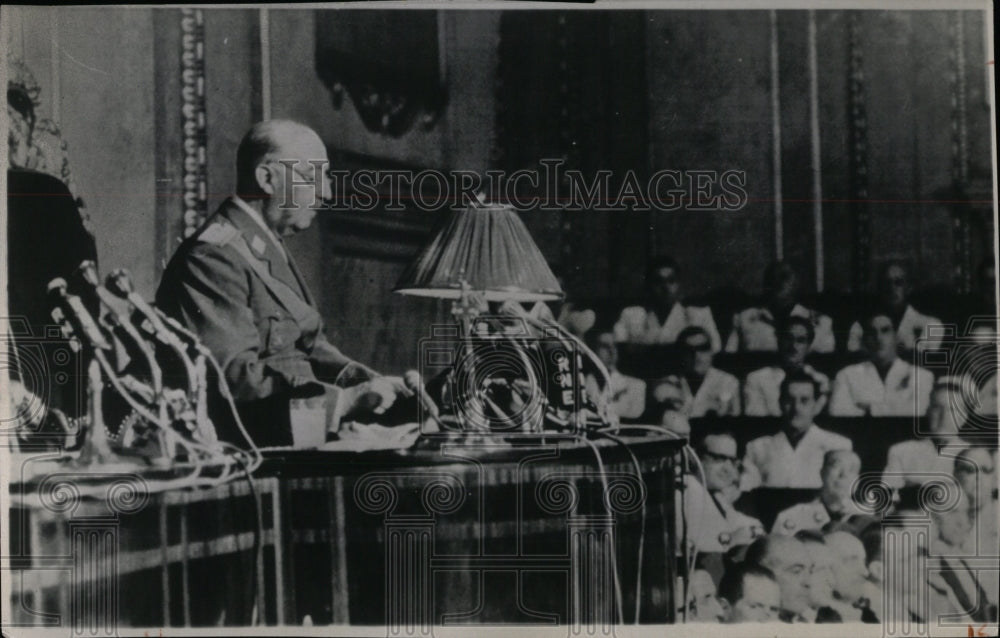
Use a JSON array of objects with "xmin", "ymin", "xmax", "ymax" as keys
[{"xmin": 6, "ymin": 431, "xmax": 685, "ymax": 630}]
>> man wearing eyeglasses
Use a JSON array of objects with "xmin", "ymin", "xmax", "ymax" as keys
[
  {"xmin": 652, "ymin": 326, "xmax": 740, "ymax": 418},
  {"xmin": 157, "ymin": 120, "xmax": 411, "ymax": 447},
  {"xmin": 683, "ymin": 431, "xmax": 765, "ymax": 557}
]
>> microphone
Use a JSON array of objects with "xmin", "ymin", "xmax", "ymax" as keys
[
  {"xmin": 403, "ymin": 370, "xmax": 444, "ymax": 428},
  {"xmin": 47, "ymin": 278, "xmax": 112, "ymax": 351},
  {"xmin": 105, "ymin": 268, "xmax": 174, "ymax": 341},
  {"xmin": 75, "ymin": 260, "xmax": 163, "ymax": 394}
]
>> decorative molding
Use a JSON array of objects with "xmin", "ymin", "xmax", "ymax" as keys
[
  {"xmin": 769, "ymin": 10, "xmax": 784, "ymax": 262},
  {"xmin": 180, "ymin": 8, "xmax": 208, "ymax": 239},
  {"xmin": 949, "ymin": 12, "xmax": 972, "ymax": 294},
  {"xmin": 807, "ymin": 11, "xmax": 824, "ymax": 293},
  {"xmin": 847, "ymin": 12, "xmax": 871, "ymax": 293}
]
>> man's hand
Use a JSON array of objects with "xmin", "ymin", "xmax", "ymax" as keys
[{"xmin": 346, "ymin": 376, "xmax": 414, "ymax": 418}]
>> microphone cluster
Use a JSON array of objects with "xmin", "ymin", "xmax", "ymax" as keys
[{"xmin": 45, "ymin": 261, "xmax": 253, "ymax": 481}]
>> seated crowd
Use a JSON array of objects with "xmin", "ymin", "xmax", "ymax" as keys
[{"xmin": 571, "ymin": 255, "xmax": 998, "ymax": 624}]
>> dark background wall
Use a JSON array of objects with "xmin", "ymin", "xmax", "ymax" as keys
[{"xmin": 6, "ymin": 7, "xmax": 993, "ymax": 374}]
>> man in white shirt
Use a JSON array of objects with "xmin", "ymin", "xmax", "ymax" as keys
[
  {"xmin": 829, "ymin": 310, "xmax": 934, "ymax": 417},
  {"xmin": 772, "ymin": 450, "xmax": 866, "ymax": 535},
  {"xmin": 614, "ymin": 256, "xmax": 722, "ymax": 351},
  {"xmin": 652, "ymin": 327, "xmax": 740, "ymax": 418},
  {"xmin": 846, "ymin": 260, "xmax": 942, "ymax": 355},
  {"xmin": 725, "ymin": 261, "xmax": 835, "ymax": 354},
  {"xmin": 583, "ymin": 329, "xmax": 646, "ymax": 420},
  {"xmin": 743, "ymin": 316, "xmax": 831, "ymax": 416},
  {"xmin": 684, "ymin": 431, "xmax": 766, "ymax": 554},
  {"xmin": 881, "ymin": 378, "xmax": 971, "ymax": 489},
  {"xmin": 742, "ymin": 372, "xmax": 853, "ymax": 490}
]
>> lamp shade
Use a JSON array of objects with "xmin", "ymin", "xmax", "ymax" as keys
[{"xmin": 395, "ymin": 202, "xmax": 563, "ymax": 302}]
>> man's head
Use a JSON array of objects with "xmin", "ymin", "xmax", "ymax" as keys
[
  {"xmin": 744, "ymin": 535, "xmax": 811, "ymax": 614},
  {"xmin": 646, "ymin": 256, "xmax": 681, "ymax": 309},
  {"xmin": 684, "ymin": 569, "xmax": 726, "ymax": 622},
  {"xmin": 930, "ymin": 498, "xmax": 973, "ymax": 550},
  {"xmin": 677, "ymin": 326, "xmax": 713, "ymax": 377},
  {"xmin": 820, "ymin": 450, "xmax": 861, "ymax": 505},
  {"xmin": 235, "ymin": 120, "xmax": 331, "ymax": 237},
  {"xmin": 861, "ymin": 311, "xmax": 898, "ymax": 368},
  {"xmin": 794, "ymin": 530, "xmax": 837, "ymax": 610},
  {"xmin": 954, "ymin": 446, "xmax": 995, "ymax": 509},
  {"xmin": 926, "ymin": 379, "xmax": 968, "ymax": 438},
  {"xmin": 824, "ymin": 530, "xmax": 870, "ymax": 602},
  {"xmin": 777, "ymin": 316, "xmax": 814, "ymax": 369},
  {"xmin": 587, "ymin": 329, "xmax": 618, "ymax": 371},
  {"xmin": 718, "ymin": 564, "xmax": 782, "ymax": 623},
  {"xmin": 763, "ymin": 261, "xmax": 799, "ymax": 307},
  {"xmin": 877, "ymin": 260, "xmax": 910, "ymax": 309},
  {"xmin": 696, "ymin": 431, "xmax": 741, "ymax": 494},
  {"xmin": 779, "ymin": 371, "xmax": 820, "ymax": 434}
]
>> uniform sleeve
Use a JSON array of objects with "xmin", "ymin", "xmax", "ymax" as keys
[
  {"xmin": 914, "ymin": 315, "xmax": 943, "ymax": 353},
  {"xmin": 882, "ymin": 445, "xmax": 906, "ymax": 490},
  {"xmin": 829, "ymin": 369, "xmax": 864, "ymax": 416},
  {"xmin": 812, "ymin": 313, "xmax": 836, "ymax": 353},
  {"xmin": 308, "ymin": 333, "xmax": 372, "ymax": 385},
  {"xmin": 740, "ymin": 440, "xmax": 763, "ymax": 491},
  {"xmin": 914, "ymin": 367, "xmax": 934, "ymax": 416},
  {"xmin": 157, "ymin": 245, "xmax": 289, "ymax": 402},
  {"xmin": 724, "ymin": 374, "xmax": 741, "ymax": 416},
  {"xmin": 742, "ymin": 371, "xmax": 770, "ymax": 417},
  {"xmin": 695, "ymin": 306, "xmax": 723, "ymax": 354}
]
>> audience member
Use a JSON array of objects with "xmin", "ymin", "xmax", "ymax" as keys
[
  {"xmin": 926, "ymin": 498, "xmax": 997, "ymax": 624},
  {"xmin": 652, "ymin": 327, "xmax": 740, "ymax": 418},
  {"xmin": 742, "ymin": 372, "xmax": 852, "ymax": 490},
  {"xmin": 529, "ymin": 273, "xmax": 596, "ymax": 338},
  {"xmin": 717, "ymin": 564, "xmax": 782, "ymax": 623},
  {"xmin": 681, "ymin": 569, "xmax": 727, "ymax": 622},
  {"xmin": 685, "ymin": 431, "xmax": 765, "ymax": 554},
  {"xmin": 954, "ymin": 447, "xmax": 998, "ymax": 594},
  {"xmin": 846, "ymin": 260, "xmax": 942, "ymax": 355},
  {"xmin": 614, "ymin": 256, "xmax": 722, "ymax": 351},
  {"xmin": 793, "ymin": 530, "xmax": 842, "ymax": 622},
  {"xmin": 772, "ymin": 450, "xmax": 865, "ymax": 534},
  {"xmin": 743, "ymin": 535, "xmax": 813, "ymax": 622},
  {"xmin": 583, "ymin": 329, "xmax": 646, "ymax": 420},
  {"xmin": 824, "ymin": 530, "xmax": 880, "ymax": 622},
  {"xmin": 725, "ymin": 260, "xmax": 835, "ymax": 353},
  {"xmin": 743, "ymin": 316, "xmax": 831, "ymax": 416},
  {"xmin": 881, "ymin": 378, "xmax": 970, "ymax": 489},
  {"xmin": 829, "ymin": 310, "xmax": 934, "ymax": 417}
]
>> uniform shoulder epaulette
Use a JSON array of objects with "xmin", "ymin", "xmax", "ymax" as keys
[{"xmin": 197, "ymin": 221, "xmax": 239, "ymax": 246}]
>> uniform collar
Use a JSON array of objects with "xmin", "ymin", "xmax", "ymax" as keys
[{"xmin": 231, "ymin": 195, "xmax": 287, "ymax": 259}]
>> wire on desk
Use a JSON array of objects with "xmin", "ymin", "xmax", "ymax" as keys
[
  {"xmin": 578, "ymin": 434, "xmax": 625, "ymax": 625},
  {"xmin": 234, "ymin": 452, "xmax": 263, "ymax": 626},
  {"xmin": 589, "ymin": 430, "xmax": 646, "ymax": 624}
]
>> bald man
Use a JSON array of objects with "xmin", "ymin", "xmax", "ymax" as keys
[
  {"xmin": 157, "ymin": 120, "xmax": 410, "ymax": 447},
  {"xmin": 772, "ymin": 450, "xmax": 866, "ymax": 535}
]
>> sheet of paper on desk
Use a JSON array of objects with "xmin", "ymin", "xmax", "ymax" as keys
[{"xmin": 319, "ymin": 422, "xmax": 422, "ymax": 452}]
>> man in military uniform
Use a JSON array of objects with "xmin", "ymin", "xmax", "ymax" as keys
[
  {"xmin": 156, "ymin": 120, "xmax": 410, "ymax": 447},
  {"xmin": 685, "ymin": 431, "xmax": 765, "ymax": 554},
  {"xmin": 772, "ymin": 450, "xmax": 866, "ymax": 535},
  {"xmin": 846, "ymin": 260, "xmax": 942, "ymax": 355}
]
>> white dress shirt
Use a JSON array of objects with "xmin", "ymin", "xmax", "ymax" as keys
[
  {"xmin": 846, "ymin": 304, "xmax": 943, "ymax": 354},
  {"xmin": 771, "ymin": 496, "xmax": 866, "ymax": 535},
  {"xmin": 829, "ymin": 358, "xmax": 934, "ymax": 417},
  {"xmin": 881, "ymin": 438, "xmax": 969, "ymax": 489},
  {"xmin": 614, "ymin": 302, "xmax": 722, "ymax": 352},
  {"xmin": 682, "ymin": 476, "xmax": 765, "ymax": 553},
  {"xmin": 653, "ymin": 368, "xmax": 741, "ymax": 417},
  {"xmin": 741, "ymin": 425, "xmax": 853, "ymax": 490},
  {"xmin": 725, "ymin": 303, "xmax": 835, "ymax": 353},
  {"xmin": 584, "ymin": 370, "xmax": 646, "ymax": 420},
  {"xmin": 743, "ymin": 365, "xmax": 831, "ymax": 417}
]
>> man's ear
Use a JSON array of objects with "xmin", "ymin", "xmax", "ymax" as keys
[{"xmin": 256, "ymin": 164, "xmax": 275, "ymax": 195}]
